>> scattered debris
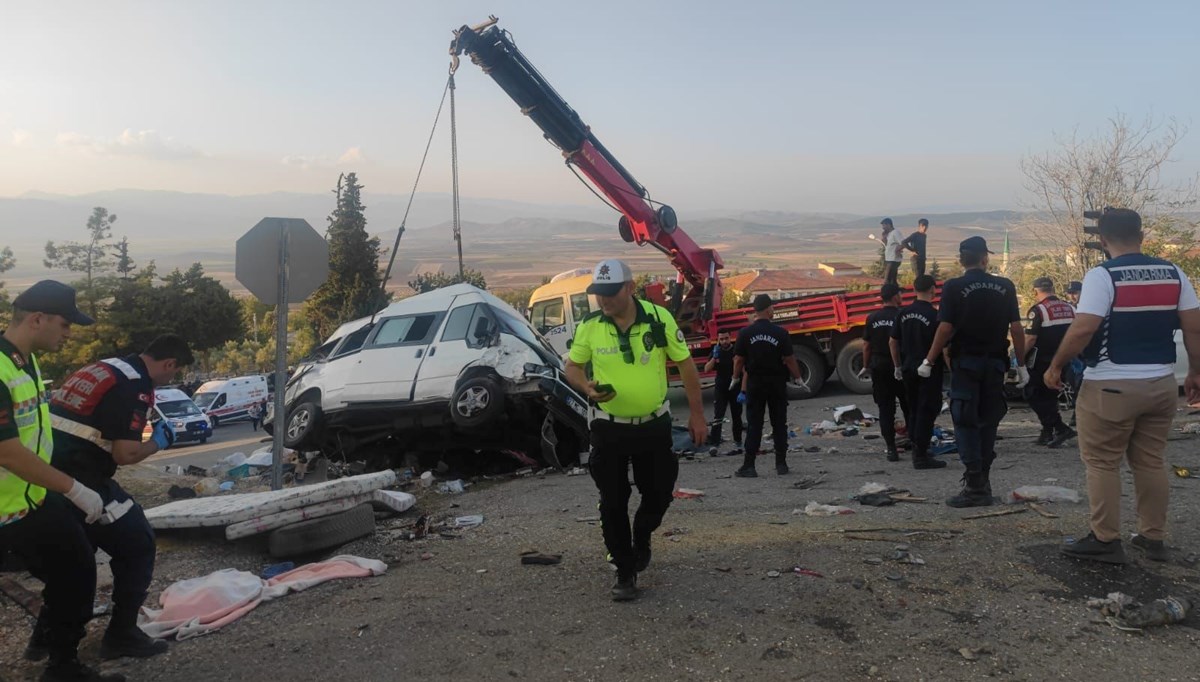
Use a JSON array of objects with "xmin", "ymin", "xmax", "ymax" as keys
[
  {"xmin": 420, "ymin": 552, "xmax": 434, "ymax": 560},
  {"xmin": 167, "ymin": 485, "xmax": 197, "ymax": 500},
  {"xmin": 958, "ymin": 647, "xmax": 991, "ymax": 661},
  {"xmin": 520, "ymin": 552, "xmax": 562, "ymax": 566},
  {"xmin": 886, "ymin": 573, "xmax": 903, "ymax": 582},
  {"xmin": 1087, "ymin": 592, "xmax": 1135, "ymax": 618},
  {"xmin": 1027, "ymin": 502, "xmax": 1059, "ymax": 519},
  {"xmin": 793, "ymin": 567, "xmax": 824, "ymax": 578},
  {"xmin": 804, "ymin": 446, "xmax": 822, "ymax": 453},
  {"xmin": 575, "ymin": 515, "xmax": 601, "ymax": 523},
  {"xmin": 715, "ymin": 566, "xmax": 732, "ymax": 573},
  {"xmin": 859, "ymin": 482, "xmax": 890, "ymax": 495},
  {"xmin": 834, "ymin": 405, "xmax": 864, "ymax": 424},
  {"xmin": 963, "ymin": 508, "xmax": 1028, "ymax": 520},
  {"xmin": 857, "ymin": 493, "xmax": 897, "ymax": 507},
  {"xmin": 662, "ymin": 527, "xmax": 690, "ymax": 537},
  {"xmin": 889, "ymin": 492, "xmax": 927, "ymax": 503},
  {"xmin": 798, "ymin": 501, "xmax": 856, "ymax": 517},
  {"xmin": 864, "ymin": 557, "xmax": 884, "ymax": 565},
  {"xmin": 1007, "ymin": 485, "xmax": 1080, "ymax": 504},
  {"xmin": 793, "ymin": 474, "xmax": 827, "ymax": 490},
  {"xmin": 673, "ymin": 488, "xmax": 705, "ymax": 500},
  {"xmin": 1091, "ymin": 594, "xmax": 1192, "ymax": 631},
  {"xmin": 437, "ymin": 479, "xmax": 466, "ymax": 494},
  {"xmin": 260, "ymin": 562, "xmax": 295, "ymax": 579},
  {"xmin": 1173, "ymin": 466, "xmax": 1196, "ymax": 479},
  {"xmin": 454, "ymin": 515, "xmax": 484, "ymax": 528},
  {"xmin": 767, "ymin": 570, "xmax": 781, "ymax": 578},
  {"xmin": 1178, "ymin": 422, "xmax": 1200, "ymax": 434},
  {"xmin": 372, "ymin": 490, "xmax": 417, "ymax": 513},
  {"xmin": 567, "ymin": 467, "xmax": 587, "ymax": 476}
]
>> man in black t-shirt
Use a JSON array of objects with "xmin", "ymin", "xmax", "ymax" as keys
[
  {"xmin": 889, "ymin": 275, "xmax": 947, "ymax": 470},
  {"xmin": 862, "ymin": 284, "xmax": 911, "ymax": 461},
  {"xmin": 732, "ymin": 295, "xmax": 802, "ymax": 477},
  {"xmin": 704, "ymin": 331, "xmax": 743, "ymax": 450},
  {"xmin": 921, "ymin": 237, "xmax": 1026, "ymax": 508},
  {"xmin": 1024, "ymin": 277, "xmax": 1076, "ymax": 448},
  {"xmin": 902, "ymin": 218, "xmax": 930, "ymax": 278}
]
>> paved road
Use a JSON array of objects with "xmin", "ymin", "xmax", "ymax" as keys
[{"xmin": 145, "ymin": 420, "xmax": 271, "ymax": 472}]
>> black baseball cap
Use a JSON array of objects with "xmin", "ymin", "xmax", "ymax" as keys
[
  {"xmin": 13, "ymin": 280, "xmax": 95, "ymax": 325},
  {"xmin": 752, "ymin": 294, "xmax": 774, "ymax": 312},
  {"xmin": 1066, "ymin": 280, "xmax": 1083, "ymax": 294},
  {"xmin": 1032, "ymin": 277, "xmax": 1054, "ymax": 291},
  {"xmin": 959, "ymin": 236, "xmax": 994, "ymax": 255}
]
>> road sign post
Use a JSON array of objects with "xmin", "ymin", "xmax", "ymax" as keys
[{"xmin": 236, "ymin": 218, "xmax": 328, "ymax": 490}]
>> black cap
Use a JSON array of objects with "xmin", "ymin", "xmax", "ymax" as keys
[
  {"xmin": 1032, "ymin": 277, "xmax": 1054, "ymax": 291},
  {"xmin": 1098, "ymin": 208, "xmax": 1142, "ymax": 239},
  {"xmin": 752, "ymin": 294, "xmax": 774, "ymax": 312},
  {"xmin": 12, "ymin": 280, "xmax": 94, "ymax": 325},
  {"xmin": 959, "ymin": 236, "xmax": 994, "ymax": 255},
  {"xmin": 1066, "ymin": 280, "xmax": 1083, "ymax": 294},
  {"xmin": 880, "ymin": 217, "xmax": 893, "ymax": 227},
  {"xmin": 880, "ymin": 283, "xmax": 901, "ymax": 301}
]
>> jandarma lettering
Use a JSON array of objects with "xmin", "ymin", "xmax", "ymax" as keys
[
  {"xmin": 749, "ymin": 334, "xmax": 780, "ymax": 345},
  {"xmin": 960, "ymin": 282, "xmax": 1007, "ymax": 296},
  {"xmin": 872, "ymin": 319, "xmax": 894, "ymax": 328},
  {"xmin": 900, "ymin": 313, "xmax": 932, "ymax": 324},
  {"xmin": 1114, "ymin": 267, "xmax": 1178, "ymax": 282}
]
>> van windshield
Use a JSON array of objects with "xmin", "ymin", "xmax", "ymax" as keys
[
  {"xmin": 159, "ymin": 399, "xmax": 202, "ymax": 418},
  {"xmin": 192, "ymin": 392, "xmax": 217, "ymax": 409}
]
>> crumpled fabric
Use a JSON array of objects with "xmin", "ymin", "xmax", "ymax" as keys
[{"xmin": 139, "ymin": 555, "xmax": 386, "ymax": 640}]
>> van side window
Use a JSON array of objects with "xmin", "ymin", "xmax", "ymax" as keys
[
  {"xmin": 331, "ymin": 325, "xmax": 373, "ymax": 359},
  {"xmin": 371, "ymin": 314, "xmax": 439, "ymax": 347},
  {"xmin": 530, "ymin": 298, "xmax": 565, "ymax": 335},
  {"xmin": 213, "ymin": 394, "xmax": 226, "ymax": 408},
  {"xmin": 570, "ymin": 293, "xmax": 591, "ymax": 322},
  {"xmin": 441, "ymin": 305, "xmax": 477, "ymax": 342}
]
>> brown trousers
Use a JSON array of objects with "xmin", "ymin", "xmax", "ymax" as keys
[{"xmin": 1075, "ymin": 375, "xmax": 1176, "ymax": 542}]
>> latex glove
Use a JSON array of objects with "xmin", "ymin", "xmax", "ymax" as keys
[
  {"xmin": 917, "ymin": 359, "xmax": 933, "ymax": 379},
  {"xmin": 893, "ymin": 367, "xmax": 904, "ymax": 382},
  {"xmin": 65, "ymin": 480, "xmax": 104, "ymax": 524},
  {"xmin": 736, "ymin": 391, "xmax": 747, "ymax": 404},
  {"xmin": 856, "ymin": 367, "xmax": 870, "ymax": 381},
  {"xmin": 1016, "ymin": 366, "xmax": 1030, "ymax": 389},
  {"xmin": 151, "ymin": 420, "xmax": 176, "ymax": 450},
  {"xmin": 728, "ymin": 377, "xmax": 741, "ymax": 392}
]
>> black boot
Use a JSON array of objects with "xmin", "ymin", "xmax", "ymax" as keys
[
  {"xmin": 101, "ymin": 605, "xmax": 168, "ymax": 660},
  {"xmin": 1035, "ymin": 426, "xmax": 1053, "ymax": 446},
  {"xmin": 946, "ymin": 471, "xmax": 993, "ymax": 508},
  {"xmin": 735, "ymin": 452, "xmax": 757, "ymax": 477},
  {"xmin": 634, "ymin": 537, "xmax": 652, "ymax": 572},
  {"xmin": 24, "ymin": 609, "xmax": 50, "ymax": 662},
  {"xmin": 886, "ymin": 448, "xmax": 900, "ymax": 462},
  {"xmin": 912, "ymin": 450, "xmax": 947, "ymax": 470},
  {"xmin": 611, "ymin": 570, "xmax": 639, "ymax": 602},
  {"xmin": 1047, "ymin": 424, "xmax": 1076, "ymax": 449},
  {"xmin": 41, "ymin": 656, "xmax": 126, "ymax": 682}
]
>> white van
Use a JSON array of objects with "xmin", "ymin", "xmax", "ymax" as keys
[
  {"xmin": 192, "ymin": 375, "xmax": 269, "ymax": 427},
  {"xmin": 144, "ymin": 388, "xmax": 213, "ymax": 445}
]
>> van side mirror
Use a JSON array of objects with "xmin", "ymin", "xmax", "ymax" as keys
[{"xmin": 473, "ymin": 317, "xmax": 495, "ymax": 343}]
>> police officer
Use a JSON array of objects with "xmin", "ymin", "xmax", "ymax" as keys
[
  {"xmin": 704, "ymin": 330, "xmax": 742, "ymax": 451},
  {"xmin": 863, "ymin": 284, "xmax": 911, "ymax": 462},
  {"xmin": 0, "ymin": 281, "xmax": 124, "ymax": 682},
  {"xmin": 920, "ymin": 237, "xmax": 1027, "ymax": 508},
  {"xmin": 566, "ymin": 260, "xmax": 705, "ymax": 602},
  {"xmin": 889, "ymin": 275, "xmax": 948, "ymax": 470},
  {"xmin": 36, "ymin": 334, "xmax": 193, "ymax": 660},
  {"xmin": 1047, "ymin": 208, "xmax": 1200, "ymax": 564},
  {"xmin": 732, "ymin": 294, "xmax": 802, "ymax": 478},
  {"xmin": 1024, "ymin": 277, "xmax": 1076, "ymax": 448}
]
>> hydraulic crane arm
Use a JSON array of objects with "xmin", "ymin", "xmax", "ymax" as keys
[{"xmin": 450, "ymin": 17, "xmax": 724, "ymax": 328}]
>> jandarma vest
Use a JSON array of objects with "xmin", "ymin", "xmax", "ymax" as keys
[
  {"xmin": 0, "ymin": 351, "xmax": 53, "ymax": 526},
  {"xmin": 1083, "ymin": 253, "xmax": 1181, "ymax": 367}
]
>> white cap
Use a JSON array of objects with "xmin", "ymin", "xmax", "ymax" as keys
[{"xmin": 586, "ymin": 259, "xmax": 633, "ymax": 296}]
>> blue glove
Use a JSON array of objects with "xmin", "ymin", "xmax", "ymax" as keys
[
  {"xmin": 736, "ymin": 391, "xmax": 747, "ymax": 404},
  {"xmin": 712, "ymin": 347, "xmax": 721, "ymax": 360},
  {"xmin": 152, "ymin": 421, "xmax": 176, "ymax": 450}
]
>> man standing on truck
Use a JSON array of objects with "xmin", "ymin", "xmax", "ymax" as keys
[
  {"xmin": 889, "ymin": 275, "xmax": 948, "ymax": 470},
  {"xmin": 1024, "ymin": 277, "xmax": 1076, "ymax": 448},
  {"xmin": 732, "ymin": 294, "xmax": 803, "ymax": 478},
  {"xmin": 37, "ymin": 334, "xmax": 195, "ymax": 661},
  {"xmin": 902, "ymin": 218, "xmax": 930, "ymax": 278},
  {"xmin": 704, "ymin": 331, "xmax": 742, "ymax": 452},
  {"xmin": 920, "ymin": 237, "xmax": 1027, "ymax": 508},
  {"xmin": 565, "ymin": 260, "xmax": 706, "ymax": 602},
  {"xmin": 881, "ymin": 218, "xmax": 904, "ymax": 286},
  {"xmin": 863, "ymin": 284, "xmax": 911, "ymax": 462}
]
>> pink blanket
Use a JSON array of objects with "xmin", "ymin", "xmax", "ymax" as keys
[{"xmin": 139, "ymin": 555, "xmax": 386, "ymax": 640}]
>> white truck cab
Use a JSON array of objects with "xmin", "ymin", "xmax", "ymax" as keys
[{"xmin": 526, "ymin": 271, "xmax": 597, "ymax": 357}]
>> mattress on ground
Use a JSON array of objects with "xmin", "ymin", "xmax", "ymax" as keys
[
  {"xmin": 144, "ymin": 471, "xmax": 397, "ymax": 530},
  {"xmin": 224, "ymin": 494, "xmax": 373, "ymax": 540}
]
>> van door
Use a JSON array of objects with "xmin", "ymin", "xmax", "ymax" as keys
[
  {"xmin": 342, "ymin": 312, "xmax": 443, "ymax": 405},
  {"xmin": 529, "ymin": 295, "xmax": 569, "ymax": 355},
  {"xmin": 412, "ymin": 295, "xmax": 492, "ymax": 402}
]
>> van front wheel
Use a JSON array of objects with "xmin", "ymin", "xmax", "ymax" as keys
[{"xmin": 451, "ymin": 376, "xmax": 505, "ymax": 429}]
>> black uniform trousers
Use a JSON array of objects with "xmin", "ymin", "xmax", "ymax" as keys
[
  {"xmin": 903, "ymin": 365, "xmax": 943, "ymax": 457},
  {"xmin": 871, "ymin": 365, "xmax": 911, "ymax": 451},
  {"xmin": 588, "ymin": 414, "xmax": 677, "ymax": 574},
  {"xmin": 0, "ymin": 494, "xmax": 95, "ymax": 660},
  {"xmin": 884, "ymin": 261, "xmax": 901, "ymax": 285},
  {"xmin": 708, "ymin": 382, "xmax": 743, "ymax": 445},
  {"xmin": 948, "ymin": 355, "xmax": 1008, "ymax": 473},
  {"xmin": 742, "ymin": 376, "xmax": 789, "ymax": 467},
  {"xmin": 1024, "ymin": 360, "xmax": 1064, "ymax": 431},
  {"xmin": 911, "ymin": 256, "xmax": 926, "ymax": 279}
]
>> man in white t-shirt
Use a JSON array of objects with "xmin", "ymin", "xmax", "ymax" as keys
[
  {"xmin": 1046, "ymin": 208, "xmax": 1200, "ymax": 564},
  {"xmin": 880, "ymin": 218, "xmax": 904, "ymax": 286}
]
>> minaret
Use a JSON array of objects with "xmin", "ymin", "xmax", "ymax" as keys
[{"xmin": 1002, "ymin": 228, "xmax": 1011, "ymax": 274}]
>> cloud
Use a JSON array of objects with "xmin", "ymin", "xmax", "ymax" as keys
[
  {"xmin": 55, "ymin": 128, "xmax": 201, "ymax": 160},
  {"xmin": 281, "ymin": 154, "xmax": 328, "ymax": 170},
  {"xmin": 337, "ymin": 146, "xmax": 366, "ymax": 164},
  {"xmin": 11, "ymin": 130, "xmax": 31, "ymax": 147}
]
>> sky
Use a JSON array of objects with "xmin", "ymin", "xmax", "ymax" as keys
[{"xmin": 1, "ymin": 0, "xmax": 1198, "ymax": 214}]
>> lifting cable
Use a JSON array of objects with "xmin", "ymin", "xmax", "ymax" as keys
[
  {"xmin": 449, "ymin": 75, "xmax": 464, "ymax": 278},
  {"xmin": 378, "ymin": 75, "xmax": 454, "ymax": 308}
]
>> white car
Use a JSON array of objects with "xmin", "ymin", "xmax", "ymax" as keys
[{"xmin": 266, "ymin": 284, "xmax": 588, "ymax": 469}]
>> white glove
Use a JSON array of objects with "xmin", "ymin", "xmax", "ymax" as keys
[
  {"xmin": 917, "ymin": 359, "xmax": 933, "ymax": 379},
  {"xmin": 893, "ymin": 367, "xmax": 904, "ymax": 382},
  {"xmin": 728, "ymin": 377, "xmax": 741, "ymax": 392},
  {"xmin": 65, "ymin": 480, "xmax": 104, "ymax": 524},
  {"xmin": 1016, "ymin": 366, "xmax": 1030, "ymax": 389}
]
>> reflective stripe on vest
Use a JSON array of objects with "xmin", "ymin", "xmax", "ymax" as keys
[
  {"xmin": 49, "ymin": 414, "xmax": 114, "ymax": 453},
  {"xmin": 1083, "ymin": 254, "xmax": 1182, "ymax": 367},
  {"xmin": 0, "ymin": 353, "xmax": 51, "ymax": 526},
  {"xmin": 101, "ymin": 358, "xmax": 142, "ymax": 380}
]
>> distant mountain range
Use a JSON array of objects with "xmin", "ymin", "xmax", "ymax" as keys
[{"xmin": 1, "ymin": 189, "xmax": 1029, "ymax": 291}]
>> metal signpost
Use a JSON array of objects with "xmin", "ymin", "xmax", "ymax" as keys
[{"xmin": 236, "ymin": 218, "xmax": 328, "ymax": 490}]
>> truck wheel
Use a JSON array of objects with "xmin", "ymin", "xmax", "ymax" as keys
[
  {"xmin": 284, "ymin": 401, "xmax": 322, "ymax": 449},
  {"xmin": 211, "ymin": 416, "xmax": 220, "ymax": 428},
  {"xmin": 267, "ymin": 503, "xmax": 375, "ymax": 559},
  {"xmin": 451, "ymin": 376, "xmax": 505, "ymax": 429},
  {"xmin": 787, "ymin": 346, "xmax": 827, "ymax": 399},
  {"xmin": 836, "ymin": 339, "xmax": 873, "ymax": 395}
]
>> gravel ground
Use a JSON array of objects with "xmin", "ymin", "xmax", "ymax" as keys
[{"xmin": 3, "ymin": 390, "xmax": 1200, "ymax": 682}]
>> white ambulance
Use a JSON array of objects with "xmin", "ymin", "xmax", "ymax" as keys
[{"xmin": 191, "ymin": 375, "xmax": 269, "ymax": 427}]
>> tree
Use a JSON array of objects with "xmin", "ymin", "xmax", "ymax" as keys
[
  {"xmin": 113, "ymin": 236, "xmax": 136, "ymax": 280},
  {"xmin": 1019, "ymin": 114, "xmax": 1198, "ymax": 287},
  {"xmin": 0, "ymin": 246, "xmax": 14, "ymax": 321},
  {"xmin": 863, "ymin": 243, "xmax": 887, "ymax": 278},
  {"xmin": 408, "ymin": 268, "xmax": 487, "ymax": 294},
  {"xmin": 44, "ymin": 207, "xmax": 118, "ymax": 316},
  {"xmin": 302, "ymin": 173, "xmax": 388, "ymax": 341}
]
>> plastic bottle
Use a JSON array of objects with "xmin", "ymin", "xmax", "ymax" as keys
[{"xmin": 1121, "ymin": 597, "xmax": 1191, "ymax": 629}]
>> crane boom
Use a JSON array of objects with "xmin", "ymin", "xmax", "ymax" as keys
[{"xmin": 450, "ymin": 17, "xmax": 724, "ymax": 333}]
